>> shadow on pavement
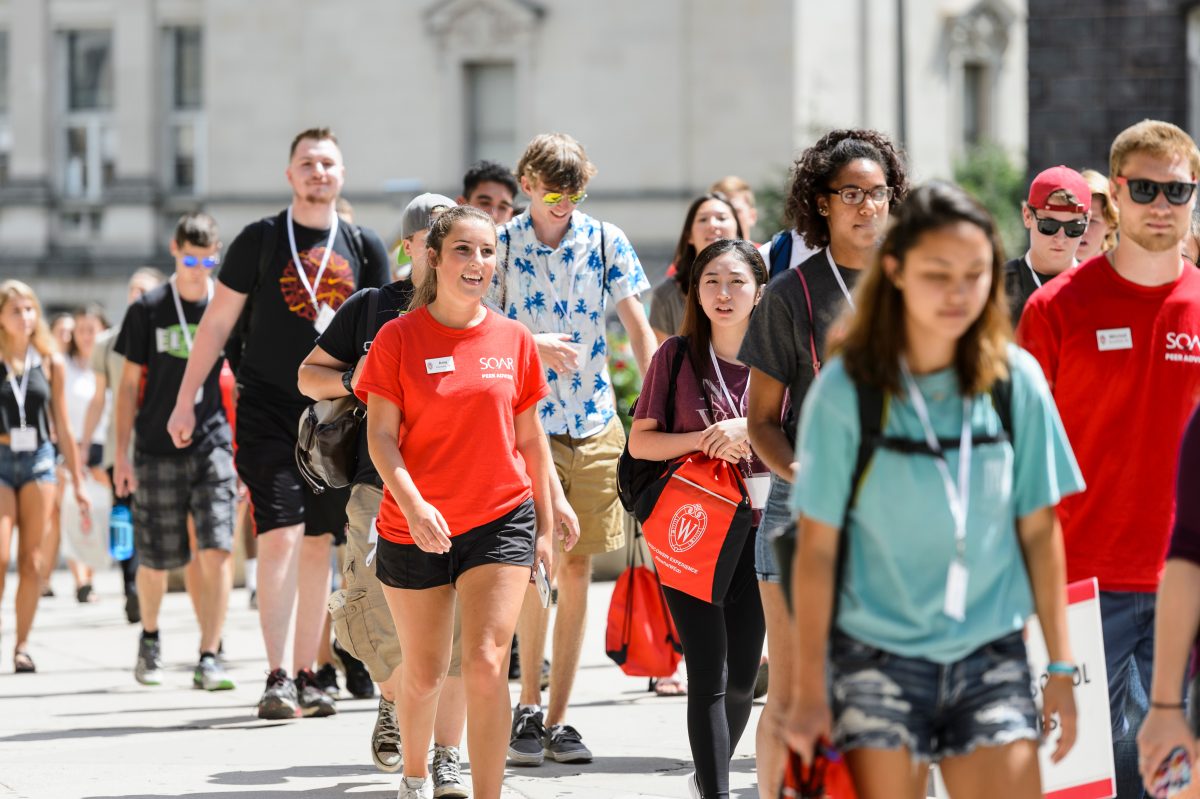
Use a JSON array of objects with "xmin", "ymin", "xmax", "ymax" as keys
[
  {"xmin": 0, "ymin": 715, "xmax": 286, "ymax": 742},
  {"xmin": 82, "ymin": 784, "xmax": 391, "ymax": 799},
  {"xmin": 208, "ymin": 765, "xmax": 381, "ymax": 785}
]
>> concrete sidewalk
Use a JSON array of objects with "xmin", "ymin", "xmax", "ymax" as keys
[{"xmin": 0, "ymin": 567, "xmax": 761, "ymax": 799}]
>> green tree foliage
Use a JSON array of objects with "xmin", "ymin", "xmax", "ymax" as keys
[{"xmin": 954, "ymin": 143, "xmax": 1028, "ymax": 260}]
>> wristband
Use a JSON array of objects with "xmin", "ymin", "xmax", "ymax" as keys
[
  {"xmin": 1151, "ymin": 700, "xmax": 1187, "ymax": 710},
  {"xmin": 342, "ymin": 369, "xmax": 355, "ymax": 394},
  {"xmin": 1046, "ymin": 661, "xmax": 1078, "ymax": 677}
]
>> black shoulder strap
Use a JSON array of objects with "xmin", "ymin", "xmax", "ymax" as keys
[
  {"xmin": 990, "ymin": 375, "xmax": 1014, "ymax": 446},
  {"xmin": 848, "ymin": 382, "xmax": 886, "ymax": 522},
  {"xmin": 769, "ymin": 230, "xmax": 792, "ymax": 279},
  {"xmin": 356, "ymin": 287, "xmax": 381, "ymax": 356},
  {"xmin": 662, "ymin": 336, "xmax": 688, "ymax": 432},
  {"xmin": 347, "ymin": 223, "xmax": 368, "ymax": 279},
  {"xmin": 600, "ymin": 221, "xmax": 609, "ymax": 296}
]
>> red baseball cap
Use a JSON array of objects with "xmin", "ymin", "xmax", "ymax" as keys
[{"xmin": 1027, "ymin": 166, "xmax": 1091, "ymax": 214}]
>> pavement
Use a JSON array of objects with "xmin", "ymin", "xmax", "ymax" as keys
[{"xmin": 0, "ymin": 567, "xmax": 761, "ymax": 799}]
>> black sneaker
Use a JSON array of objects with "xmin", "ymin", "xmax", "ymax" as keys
[
  {"xmin": 315, "ymin": 663, "xmax": 340, "ymax": 698},
  {"xmin": 507, "ymin": 705, "xmax": 546, "ymax": 766},
  {"xmin": 543, "ymin": 723, "xmax": 592, "ymax": 763},
  {"xmin": 332, "ymin": 638, "xmax": 375, "ymax": 699},
  {"xmin": 294, "ymin": 668, "xmax": 337, "ymax": 717},
  {"xmin": 257, "ymin": 668, "xmax": 299, "ymax": 720}
]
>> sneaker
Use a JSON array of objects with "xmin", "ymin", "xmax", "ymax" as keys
[
  {"xmin": 431, "ymin": 744, "xmax": 468, "ymax": 798},
  {"xmin": 543, "ymin": 723, "xmax": 592, "ymax": 763},
  {"xmin": 295, "ymin": 668, "xmax": 337, "ymax": 717},
  {"xmin": 507, "ymin": 705, "xmax": 546, "ymax": 765},
  {"xmin": 124, "ymin": 592, "xmax": 140, "ymax": 624},
  {"xmin": 193, "ymin": 654, "xmax": 236, "ymax": 691},
  {"xmin": 134, "ymin": 636, "xmax": 163, "ymax": 686},
  {"xmin": 332, "ymin": 638, "xmax": 375, "ymax": 699},
  {"xmin": 396, "ymin": 776, "xmax": 432, "ymax": 799},
  {"xmin": 315, "ymin": 663, "xmax": 340, "ymax": 697},
  {"xmin": 371, "ymin": 697, "xmax": 403, "ymax": 773},
  {"xmin": 257, "ymin": 668, "xmax": 299, "ymax": 720}
]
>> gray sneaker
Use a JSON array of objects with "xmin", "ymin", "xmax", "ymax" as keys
[
  {"xmin": 134, "ymin": 636, "xmax": 163, "ymax": 686},
  {"xmin": 193, "ymin": 654, "xmax": 235, "ymax": 691},
  {"xmin": 294, "ymin": 668, "xmax": 337, "ymax": 717},
  {"xmin": 396, "ymin": 776, "xmax": 432, "ymax": 799},
  {"xmin": 432, "ymin": 744, "xmax": 468, "ymax": 798},
  {"xmin": 371, "ymin": 697, "xmax": 402, "ymax": 773},
  {"xmin": 543, "ymin": 723, "xmax": 592, "ymax": 763},
  {"xmin": 257, "ymin": 668, "xmax": 299, "ymax": 720},
  {"xmin": 507, "ymin": 705, "xmax": 545, "ymax": 766}
]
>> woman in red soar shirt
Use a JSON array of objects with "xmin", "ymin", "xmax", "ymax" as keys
[{"xmin": 357, "ymin": 205, "xmax": 572, "ymax": 799}]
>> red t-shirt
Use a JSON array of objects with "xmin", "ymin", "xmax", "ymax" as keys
[
  {"xmin": 1018, "ymin": 254, "xmax": 1200, "ymax": 591},
  {"xmin": 355, "ymin": 306, "xmax": 549, "ymax": 545}
]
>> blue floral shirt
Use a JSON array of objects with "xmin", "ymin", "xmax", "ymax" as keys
[{"xmin": 489, "ymin": 210, "xmax": 649, "ymax": 437}]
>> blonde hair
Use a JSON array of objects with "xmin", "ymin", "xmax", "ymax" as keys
[
  {"xmin": 709, "ymin": 176, "xmax": 755, "ymax": 207},
  {"xmin": 1110, "ymin": 120, "xmax": 1200, "ymax": 180},
  {"xmin": 517, "ymin": 133, "xmax": 598, "ymax": 192},
  {"xmin": 0, "ymin": 280, "xmax": 55, "ymax": 359},
  {"xmin": 408, "ymin": 206, "xmax": 497, "ymax": 311},
  {"xmin": 1080, "ymin": 168, "xmax": 1119, "ymax": 252}
]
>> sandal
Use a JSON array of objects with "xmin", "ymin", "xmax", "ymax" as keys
[
  {"xmin": 76, "ymin": 584, "xmax": 97, "ymax": 604},
  {"xmin": 14, "ymin": 650, "xmax": 35, "ymax": 673},
  {"xmin": 653, "ymin": 663, "xmax": 688, "ymax": 696}
]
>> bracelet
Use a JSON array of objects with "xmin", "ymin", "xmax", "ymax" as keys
[
  {"xmin": 1046, "ymin": 661, "xmax": 1078, "ymax": 677},
  {"xmin": 342, "ymin": 369, "xmax": 355, "ymax": 394},
  {"xmin": 1151, "ymin": 700, "xmax": 1187, "ymax": 710}
]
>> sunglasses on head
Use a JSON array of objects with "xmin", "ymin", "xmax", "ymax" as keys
[
  {"xmin": 541, "ymin": 190, "xmax": 587, "ymax": 206},
  {"xmin": 181, "ymin": 254, "xmax": 220, "ymax": 269},
  {"xmin": 1031, "ymin": 212, "xmax": 1087, "ymax": 238},
  {"xmin": 1115, "ymin": 176, "xmax": 1198, "ymax": 205}
]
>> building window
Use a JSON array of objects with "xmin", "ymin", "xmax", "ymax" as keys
[
  {"xmin": 962, "ymin": 62, "xmax": 990, "ymax": 148},
  {"xmin": 464, "ymin": 62, "xmax": 516, "ymax": 167},
  {"xmin": 60, "ymin": 30, "xmax": 115, "ymax": 200},
  {"xmin": 163, "ymin": 26, "xmax": 204, "ymax": 194}
]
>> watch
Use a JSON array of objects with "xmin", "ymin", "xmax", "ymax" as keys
[{"xmin": 342, "ymin": 369, "xmax": 355, "ymax": 394}]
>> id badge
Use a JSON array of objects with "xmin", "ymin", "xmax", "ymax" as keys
[
  {"xmin": 425, "ymin": 356, "xmax": 455, "ymax": 374},
  {"xmin": 745, "ymin": 474, "xmax": 771, "ymax": 510},
  {"xmin": 314, "ymin": 303, "xmax": 337, "ymax": 334},
  {"xmin": 943, "ymin": 559, "xmax": 969, "ymax": 621},
  {"xmin": 9, "ymin": 426, "xmax": 37, "ymax": 452}
]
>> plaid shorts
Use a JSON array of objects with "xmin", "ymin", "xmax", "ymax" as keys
[{"xmin": 133, "ymin": 444, "xmax": 237, "ymax": 570}]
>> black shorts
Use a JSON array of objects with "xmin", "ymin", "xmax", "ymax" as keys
[
  {"xmin": 234, "ymin": 391, "xmax": 348, "ymax": 544},
  {"xmin": 375, "ymin": 498, "xmax": 536, "ymax": 590}
]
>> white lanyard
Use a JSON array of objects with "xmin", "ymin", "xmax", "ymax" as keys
[
  {"xmin": 286, "ymin": 204, "xmax": 339, "ymax": 314},
  {"xmin": 707, "ymin": 344, "xmax": 741, "ymax": 414},
  {"xmin": 1023, "ymin": 253, "xmax": 1044, "ymax": 289},
  {"xmin": 5, "ymin": 347, "xmax": 32, "ymax": 428},
  {"xmin": 825, "ymin": 247, "xmax": 855, "ymax": 310},
  {"xmin": 899, "ymin": 359, "xmax": 972, "ymax": 560},
  {"xmin": 169, "ymin": 275, "xmax": 214, "ymax": 355}
]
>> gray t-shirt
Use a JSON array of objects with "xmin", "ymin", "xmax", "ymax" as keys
[
  {"xmin": 737, "ymin": 249, "xmax": 861, "ymax": 443},
  {"xmin": 648, "ymin": 276, "xmax": 686, "ymax": 337}
]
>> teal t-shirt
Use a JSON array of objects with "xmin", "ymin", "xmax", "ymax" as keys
[{"xmin": 790, "ymin": 345, "xmax": 1084, "ymax": 663}]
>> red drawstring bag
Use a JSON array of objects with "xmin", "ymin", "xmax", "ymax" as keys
[
  {"xmin": 780, "ymin": 740, "xmax": 858, "ymax": 799},
  {"xmin": 636, "ymin": 453, "xmax": 753, "ymax": 605},
  {"xmin": 605, "ymin": 532, "xmax": 683, "ymax": 678}
]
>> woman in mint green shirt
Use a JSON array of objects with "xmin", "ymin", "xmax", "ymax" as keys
[{"xmin": 782, "ymin": 182, "xmax": 1085, "ymax": 798}]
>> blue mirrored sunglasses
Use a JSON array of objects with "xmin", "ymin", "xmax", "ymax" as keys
[{"xmin": 181, "ymin": 254, "xmax": 220, "ymax": 269}]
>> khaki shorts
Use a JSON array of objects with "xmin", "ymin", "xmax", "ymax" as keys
[
  {"xmin": 329, "ymin": 483, "xmax": 462, "ymax": 683},
  {"xmin": 550, "ymin": 415, "xmax": 627, "ymax": 556}
]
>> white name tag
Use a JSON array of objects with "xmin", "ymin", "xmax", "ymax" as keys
[
  {"xmin": 943, "ymin": 559, "xmax": 969, "ymax": 622},
  {"xmin": 745, "ymin": 475, "xmax": 771, "ymax": 510},
  {"xmin": 314, "ymin": 303, "xmax": 337, "ymax": 334},
  {"xmin": 1097, "ymin": 327, "xmax": 1133, "ymax": 351},
  {"xmin": 425, "ymin": 356, "xmax": 455, "ymax": 374},
  {"xmin": 9, "ymin": 426, "xmax": 37, "ymax": 452}
]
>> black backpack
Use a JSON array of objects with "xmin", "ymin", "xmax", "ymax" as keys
[
  {"xmin": 615, "ymin": 340, "xmax": 688, "ymax": 514},
  {"xmin": 775, "ymin": 371, "xmax": 1014, "ymax": 608}
]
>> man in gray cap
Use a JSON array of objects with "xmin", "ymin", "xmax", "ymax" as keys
[{"xmin": 297, "ymin": 194, "xmax": 471, "ymax": 797}]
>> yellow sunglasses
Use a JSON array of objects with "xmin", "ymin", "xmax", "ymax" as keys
[{"xmin": 541, "ymin": 190, "xmax": 587, "ymax": 206}]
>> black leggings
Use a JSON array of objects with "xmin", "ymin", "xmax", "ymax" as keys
[{"xmin": 661, "ymin": 533, "xmax": 765, "ymax": 799}]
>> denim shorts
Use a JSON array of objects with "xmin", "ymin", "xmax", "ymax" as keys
[
  {"xmin": 0, "ymin": 440, "xmax": 58, "ymax": 490},
  {"xmin": 754, "ymin": 473, "xmax": 792, "ymax": 583},
  {"xmin": 829, "ymin": 630, "xmax": 1038, "ymax": 762}
]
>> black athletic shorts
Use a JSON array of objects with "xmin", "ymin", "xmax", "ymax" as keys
[
  {"xmin": 375, "ymin": 498, "xmax": 536, "ymax": 590},
  {"xmin": 234, "ymin": 390, "xmax": 348, "ymax": 544}
]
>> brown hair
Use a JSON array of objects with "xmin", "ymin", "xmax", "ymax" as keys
[
  {"xmin": 709, "ymin": 176, "xmax": 754, "ymax": 206},
  {"xmin": 1110, "ymin": 119, "xmax": 1200, "ymax": 180},
  {"xmin": 679, "ymin": 239, "xmax": 768, "ymax": 366},
  {"xmin": 289, "ymin": 127, "xmax": 339, "ymax": 159},
  {"xmin": 517, "ymin": 132, "xmax": 598, "ymax": 192},
  {"xmin": 173, "ymin": 211, "xmax": 219, "ymax": 249},
  {"xmin": 1080, "ymin": 168, "xmax": 1119, "ymax": 252},
  {"xmin": 671, "ymin": 193, "xmax": 744, "ymax": 288},
  {"xmin": 836, "ymin": 181, "xmax": 1010, "ymax": 396},
  {"xmin": 409, "ymin": 205, "xmax": 496, "ymax": 311},
  {"xmin": 0, "ymin": 280, "xmax": 55, "ymax": 359}
]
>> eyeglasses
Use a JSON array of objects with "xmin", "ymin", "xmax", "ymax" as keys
[
  {"xmin": 1115, "ymin": 176, "xmax": 1198, "ymax": 205},
  {"xmin": 541, "ymin": 190, "xmax": 587, "ymax": 206},
  {"xmin": 181, "ymin": 254, "xmax": 220, "ymax": 269},
  {"xmin": 1031, "ymin": 212, "xmax": 1088, "ymax": 238},
  {"xmin": 825, "ymin": 185, "xmax": 894, "ymax": 206}
]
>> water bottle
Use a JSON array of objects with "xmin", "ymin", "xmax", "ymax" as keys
[{"xmin": 108, "ymin": 504, "xmax": 134, "ymax": 561}]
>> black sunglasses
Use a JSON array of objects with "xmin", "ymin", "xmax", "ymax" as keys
[
  {"xmin": 1031, "ymin": 212, "xmax": 1087, "ymax": 238},
  {"xmin": 1116, "ymin": 176, "xmax": 1198, "ymax": 205}
]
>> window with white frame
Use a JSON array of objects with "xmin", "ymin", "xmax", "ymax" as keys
[
  {"xmin": 465, "ymin": 62, "xmax": 516, "ymax": 167},
  {"xmin": 163, "ymin": 26, "xmax": 204, "ymax": 194},
  {"xmin": 60, "ymin": 29, "xmax": 115, "ymax": 200}
]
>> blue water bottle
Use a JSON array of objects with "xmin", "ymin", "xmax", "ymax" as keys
[{"xmin": 109, "ymin": 504, "xmax": 134, "ymax": 561}]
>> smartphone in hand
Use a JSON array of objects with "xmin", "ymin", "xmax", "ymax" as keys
[{"xmin": 533, "ymin": 560, "xmax": 551, "ymax": 609}]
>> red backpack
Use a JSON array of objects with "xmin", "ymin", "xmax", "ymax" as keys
[{"xmin": 605, "ymin": 532, "xmax": 682, "ymax": 678}]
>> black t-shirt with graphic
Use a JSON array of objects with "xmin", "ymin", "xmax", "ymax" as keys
[
  {"xmin": 218, "ymin": 211, "xmax": 391, "ymax": 404},
  {"xmin": 115, "ymin": 282, "xmax": 228, "ymax": 456},
  {"xmin": 314, "ymin": 280, "xmax": 413, "ymax": 487}
]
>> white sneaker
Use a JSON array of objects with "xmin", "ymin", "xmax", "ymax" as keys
[
  {"xmin": 432, "ymin": 745, "xmax": 468, "ymax": 798},
  {"xmin": 397, "ymin": 776, "xmax": 432, "ymax": 799}
]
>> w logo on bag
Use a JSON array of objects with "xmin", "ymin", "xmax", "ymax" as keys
[{"xmin": 669, "ymin": 503, "xmax": 708, "ymax": 552}]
